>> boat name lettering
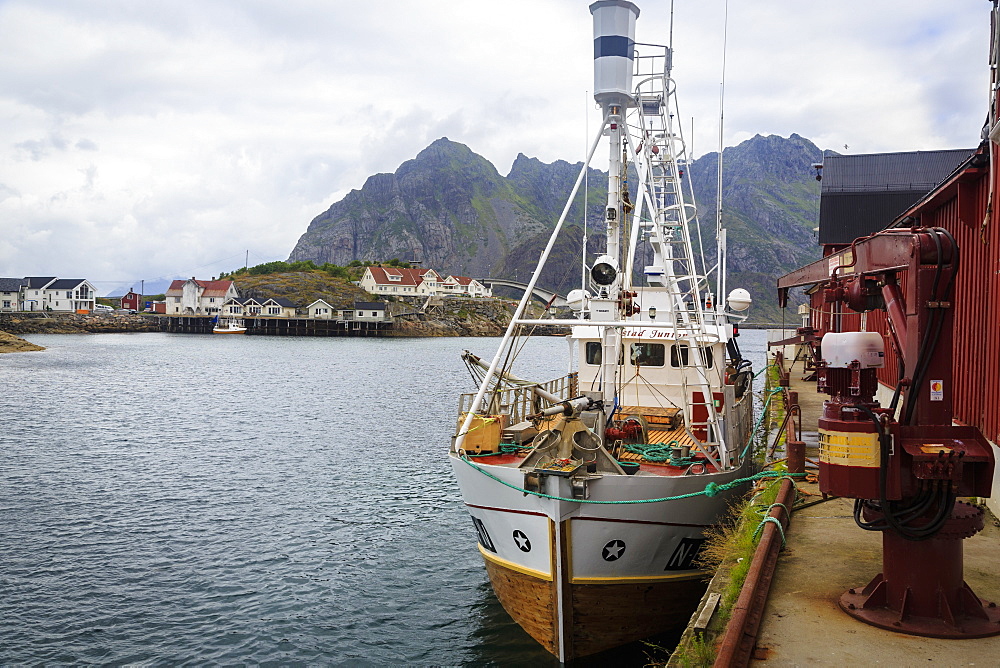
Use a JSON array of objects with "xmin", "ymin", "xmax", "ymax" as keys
[
  {"xmin": 664, "ymin": 537, "xmax": 706, "ymax": 571},
  {"xmin": 622, "ymin": 329, "xmax": 677, "ymax": 339},
  {"xmin": 472, "ymin": 517, "xmax": 496, "ymax": 553}
]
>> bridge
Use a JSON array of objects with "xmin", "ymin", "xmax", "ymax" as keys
[{"xmin": 480, "ymin": 278, "xmax": 567, "ymax": 308}]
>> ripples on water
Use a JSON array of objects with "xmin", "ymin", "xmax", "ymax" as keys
[{"xmin": 0, "ymin": 330, "xmax": 766, "ymax": 665}]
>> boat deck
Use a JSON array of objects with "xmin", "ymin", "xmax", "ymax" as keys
[{"xmin": 467, "ymin": 421, "xmax": 718, "ymax": 477}]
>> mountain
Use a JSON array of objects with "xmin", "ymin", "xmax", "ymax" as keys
[{"xmin": 288, "ymin": 135, "xmax": 826, "ymax": 324}]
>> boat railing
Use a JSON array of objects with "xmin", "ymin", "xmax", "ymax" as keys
[{"xmin": 457, "ymin": 373, "xmax": 577, "ymax": 426}]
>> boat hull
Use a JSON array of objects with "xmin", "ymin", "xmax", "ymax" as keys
[
  {"xmin": 452, "ymin": 455, "xmax": 750, "ymax": 661},
  {"xmin": 481, "ymin": 536, "xmax": 707, "ymax": 659}
]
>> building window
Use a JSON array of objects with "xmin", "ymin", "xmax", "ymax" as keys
[
  {"xmin": 174, "ymin": 297, "xmax": 180, "ymax": 303},
  {"xmin": 268, "ymin": 307, "xmax": 280, "ymax": 315}
]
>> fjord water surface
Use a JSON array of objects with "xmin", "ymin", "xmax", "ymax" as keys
[{"xmin": 1, "ymin": 330, "xmax": 766, "ymax": 665}]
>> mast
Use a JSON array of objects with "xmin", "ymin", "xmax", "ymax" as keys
[{"xmin": 591, "ymin": 0, "xmax": 640, "ymax": 407}]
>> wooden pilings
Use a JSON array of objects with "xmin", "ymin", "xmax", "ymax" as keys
[{"xmin": 159, "ymin": 316, "xmax": 391, "ymax": 337}]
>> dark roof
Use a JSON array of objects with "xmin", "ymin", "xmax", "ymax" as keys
[
  {"xmin": 47, "ymin": 278, "xmax": 88, "ymax": 289},
  {"xmin": 24, "ymin": 277, "xmax": 56, "ymax": 289},
  {"xmin": 819, "ymin": 149, "xmax": 975, "ymax": 245},
  {"xmin": 272, "ymin": 297, "xmax": 296, "ymax": 307},
  {"xmin": 0, "ymin": 278, "xmax": 25, "ymax": 291},
  {"xmin": 354, "ymin": 301, "xmax": 385, "ymax": 310}
]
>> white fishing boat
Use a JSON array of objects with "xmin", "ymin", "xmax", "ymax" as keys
[
  {"xmin": 213, "ymin": 317, "xmax": 247, "ymax": 334},
  {"xmin": 449, "ymin": 1, "xmax": 759, "ymax": 661}
]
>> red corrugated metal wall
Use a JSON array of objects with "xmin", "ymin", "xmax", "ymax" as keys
[{"xmin": 808, "ymin": 157, "xmax": 1000, "ymax": 444}]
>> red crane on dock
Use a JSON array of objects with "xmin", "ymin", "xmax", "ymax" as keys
[{"xmin": 778, "ymin": 226, "xmax": 999, "ymax": 638}]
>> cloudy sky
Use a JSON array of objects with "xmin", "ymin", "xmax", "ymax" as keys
[{"xmin": 0, "ymin": 1, "xmax": 992, "ymax": 293}]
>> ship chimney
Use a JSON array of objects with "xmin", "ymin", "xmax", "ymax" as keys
[{"xmin": 590, "ymin": 0, "xmax": 640, "ymax": 110}]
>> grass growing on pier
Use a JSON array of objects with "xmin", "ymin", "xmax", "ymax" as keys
[
  {"xmin": 700, "ymin": 476, "xmax": 783, "ymax": 612},
  {"xmin": 668, "ymin": 474, "xmax": 785, "ymax": 667}
]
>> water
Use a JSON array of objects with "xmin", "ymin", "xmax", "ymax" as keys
[{"xmin": 0, "ymin": 329, "xmax": 767, "ymax": 665}]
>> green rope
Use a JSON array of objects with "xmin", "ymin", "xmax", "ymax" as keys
[
  {"xmin": 757, "ymin": 502, "xmax": 790, "ymax": 519},
  {"xmin": 622, "ymin": 441, "xmax": 690, "ymax": 464},
  {"xmin": 752, "ymin": 516, "xmax": 786, "ymax": 546},
  {"xmin": 753, "ymin": 362, "xmax": 779, "ymax": 379},
  {"xmin": 740, "ymin": 387, "xmax": 785, "ymax": 459},
  {"xmin": 459, "ymin": 455, "xmax": 806, "ymax": 504},
  {"xmin": 466, "ymin": 443, "xmax": 521, "ymax": 458}
]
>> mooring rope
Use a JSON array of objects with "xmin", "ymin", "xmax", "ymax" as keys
[{"xmin": 458, "ymin": 456, "xmax": 806, "ymax": 504}]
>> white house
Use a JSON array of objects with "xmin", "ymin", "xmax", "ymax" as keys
[
  {"xmin": 261, "ymin": 298, "xmax": 297, "ymax": 318},
  {"xmin": 351, "ymin": 301, "xmax": 390, "ymax": 322},
  {"xmin": 0, "ymin": 278, "xmax": 25, "ymax": 311},
  {"xmin": 442, "ymin": 275, "xmax": 492, "ymax": 298},
  {"xmin": 19, "ymin": 277, "xmax": 97, "ymax": 312},
  {"xmin": 20, "ymin": 276, "xmax": 55, "ymax": 311},
  {"xmin": 166, "ymin": 278, "xmax": 239, "ymax": 315},
  {"xmin": 307, "ymin": 299, "xmax": 337, "ymax": 319},
  {"xmin": 47, "ymin": 279, "xmax": 98, "ymax": 312},
  {"xmin": 358, "ymin": 266, "xmax": 491, "ymax": 298},
  {"xmin": 358, "ymin": 266, "xmax": 445, "ymax": 297}
]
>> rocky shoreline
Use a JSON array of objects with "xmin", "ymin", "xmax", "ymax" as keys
[
  {"xmin": 0, "ymin": 300, "xmax": 568, "ymax": 351},
  {"xmin": 0, "ymin": 330, "xmax": 45, "ymax": 353},
  {"xmin": 0, "ymin": 313, "xmax": 162, "ymax": 353}
]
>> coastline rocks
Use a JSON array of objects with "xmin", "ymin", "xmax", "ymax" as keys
[
  {"xmin": 0, "ymin": 313, "xmax": 161, "ymax": 335},
  {"xmin": 384, "ymin": 297, "xmax": 568, "ymax": 337},
  {"xmin": 0, "ymin": 330, "xmax": 44, "ymax": 353}
]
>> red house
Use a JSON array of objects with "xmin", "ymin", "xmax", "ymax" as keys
[{"xmin": 121, "ymin": 289, "xmax": 142, "ymax": 311}]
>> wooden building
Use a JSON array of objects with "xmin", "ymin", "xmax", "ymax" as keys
[{"xmin": 792, "ymin": 139, "xmax": 1000, "ymax": 515}]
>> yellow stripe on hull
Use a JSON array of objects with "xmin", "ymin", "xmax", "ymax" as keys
[{"xmin": 478, "ymin": 544, "xmax": 553, "ymax": 581}]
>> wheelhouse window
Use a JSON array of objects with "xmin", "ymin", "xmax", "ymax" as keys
[
  {"xmin": 670, "ymin": 344, "xmax": 714, "ymax": 368},
  {"xmin": 585, "ymin": 342, "xmax": 602, "ymax": 365},
  {"xmin": 585, "ymin": 342, "xmax": 628, "ymax": 365},
  {"xmin": 629, "ymin": 343, "xmax": 665, "ymax": 367}
]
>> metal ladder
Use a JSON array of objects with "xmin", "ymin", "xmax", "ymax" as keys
[{"xmin": 630, "ymin": 47, "xmax": 727, "ymax": 464}]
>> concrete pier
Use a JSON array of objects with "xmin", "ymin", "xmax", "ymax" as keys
[{"xmin": 750, "ymin": 350, "xmax": 1000, "ymax": 666}]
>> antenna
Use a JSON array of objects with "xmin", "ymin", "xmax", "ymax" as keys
[
  {"xmin": 667, "ymin": 0, "xmax": 674, "ymax": 78},
  {"xmin": 715, "ymin": 0, "xmax": 730, "ymax": 305},
  {"xmin": 582, "ymin": 90, "xmax": 590, "ymax": 291}
]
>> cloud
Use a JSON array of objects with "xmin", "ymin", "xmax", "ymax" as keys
[{"xmin": 0, "ymin": 0, "xmax": 991, "ymax": 290}]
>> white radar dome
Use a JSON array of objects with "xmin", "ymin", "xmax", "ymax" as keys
[
  {"xmin": 566, "ymin": 289, "xmax": 591, "ymax": 312},
  {"xmin": 727, "ymin": 288, "xmax": 752, "ymax": 311}
]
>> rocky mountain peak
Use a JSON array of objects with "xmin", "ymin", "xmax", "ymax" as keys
[{"xmin": 288, "ymin": 133, "xmax": 825, "ymax": 323}]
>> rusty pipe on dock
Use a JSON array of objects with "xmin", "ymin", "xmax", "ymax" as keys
[{"xmin": 713, "ymin": 477, "xmax": 796, "ymax": 668}]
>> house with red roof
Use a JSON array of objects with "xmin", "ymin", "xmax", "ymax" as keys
[
  {"xmin": 441, "ymin": 275, "xmax": 491, "ymax": 298},
  {"xmin": 358, "ymin": 266, "xmax": 491, "ymax": 298},
  {"xmin": 358, "ymin": 266, "xmax": 444, "ymax": 297},
  {"xmin": 165, "ymin": 278, "xmax": 239, "ymax": 315}
]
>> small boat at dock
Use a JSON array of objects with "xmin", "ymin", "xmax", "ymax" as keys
[{"xmin": 213, "ymin": 317, "xmax": 247, "ymax": 334}]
